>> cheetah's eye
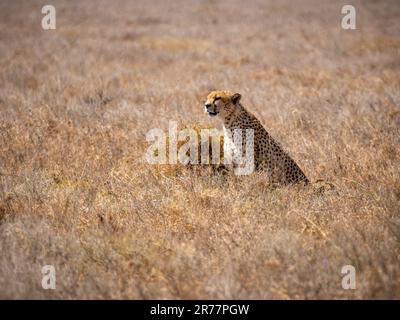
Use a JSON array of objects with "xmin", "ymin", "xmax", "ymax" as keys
[{"xmin": 213, "ymin": 97, "xmax": 221, "ymax": 102}]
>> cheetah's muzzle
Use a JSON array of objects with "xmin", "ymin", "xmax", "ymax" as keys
[{"xmin": 204, "ymin": 104, "xmax": 218, "ymax": 117}]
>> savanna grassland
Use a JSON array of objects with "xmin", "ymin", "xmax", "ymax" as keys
[{"xmin": 0, "ymin": 0, "xmax": 399, "ymax": 299}]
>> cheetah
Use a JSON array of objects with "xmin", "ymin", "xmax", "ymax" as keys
[{"xmin": 204, "ymin": 90, "xmax": 309, "ymax": 185}]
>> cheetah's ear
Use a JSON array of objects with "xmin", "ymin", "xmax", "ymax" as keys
[{"xmin": 231, "ymin": 93, "xmax": 241, "ymax": 104}]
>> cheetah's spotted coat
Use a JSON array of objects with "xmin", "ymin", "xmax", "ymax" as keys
[{"xmin": 204, "ymin": 90, "xmax": 309, "ymax": 185}]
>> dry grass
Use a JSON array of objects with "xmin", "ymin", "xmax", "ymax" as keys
[{"xmin": 0, "ymin": 0, "xmax": 399, "ymax": 299}]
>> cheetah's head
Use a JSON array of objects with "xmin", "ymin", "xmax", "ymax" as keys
[{"xmin": 204, "ymin": 90, "xmax": 241, "ymax": 118}]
